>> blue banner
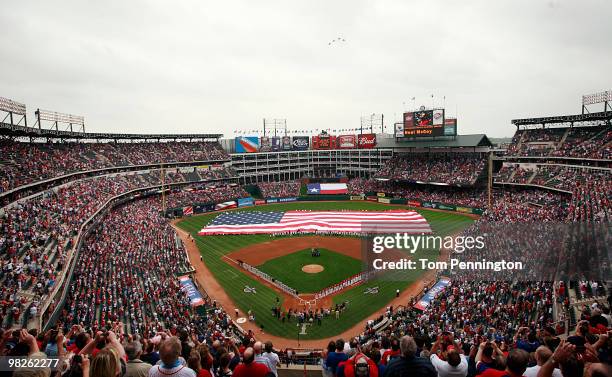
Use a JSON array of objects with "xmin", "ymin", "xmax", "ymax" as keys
[
  {"xmin": 178, "ymin": 276, "xmax": 205, "ymax": 307},
  {"xmin": 414, "ymin": 278, "xmax": 451, "ymax": 310},
  {"xmin": 237, "ymin": 197, "xmax": 254, "ymax": 207}
]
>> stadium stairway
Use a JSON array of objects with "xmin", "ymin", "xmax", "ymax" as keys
[
  {"xmin": 587, "ymin": 126, "xmax": 610, "ymax": 143},
  {"xmin": 507, "ymin": 167, "xmax": 518, "ymax": 182},
  {"xmin": 185, "ymin": 170, "xmax": 202, "ymax": 182},
  {"xmin": 555, "ymin": 128, "xmax": 571, "ymax": 152},
  {"xmin": 525, "ymin": 169, "xmax": 538, "ymax": 184}
]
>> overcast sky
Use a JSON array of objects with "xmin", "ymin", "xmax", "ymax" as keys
[{"xmin": 1, "ymin": 0, "xmax": 610, "ymax": 138}]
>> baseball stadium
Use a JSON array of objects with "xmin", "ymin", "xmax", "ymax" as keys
[{"xmin": 0, "ymin": 2, "xmax": 611, "ymax": 377}]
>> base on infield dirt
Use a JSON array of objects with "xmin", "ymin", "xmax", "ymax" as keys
[{"xmin": 301, "ymin": 264, "xmax": 324, "ymax": 273}]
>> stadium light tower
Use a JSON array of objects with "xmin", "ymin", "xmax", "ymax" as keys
[
  {"xmin": 34, "ymin": 108, "xmax": 85, "ymax": 133},
  {"xmin": 0, "ymin": 96, "xmax": 27, "ymax": 128},
  {"xmin": 360, "ymin": 113, "xmax": 384, "ymax": 134},
  {"xmin": 581, "ymin": 90, "xmax": 612, "ymax": 114},
  {"xmin": 263, "ymin": 118, "xmax": 287, "ymax": 137}
]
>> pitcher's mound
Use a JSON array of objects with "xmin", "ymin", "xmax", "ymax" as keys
[{"xmin": 302, "ymin": 264, "xmax": 324, "ymax": 274}]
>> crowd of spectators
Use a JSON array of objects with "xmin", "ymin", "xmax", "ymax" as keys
[
  {"xmin": 496, "ymin": 165, "xmax": 611, "ymax": 221},
  {"xmin": 165, "ymin": 185, "xmax": 249, "ymax": 209},
  {"xmin": 568, "ymin": 179, "xmax": 610, "ymax": 223},
  {"xmin": 348, "ymin": 179, "xmax": 487, "ymax": 208},
  {"xmin": 257, "ymin": 181, "xmax": 300, "ymax": 198},
  {"xmin": 375, "ymin": 154, "xmax": 486, "ymax": 185},
  {"xmin": 0, "ymin": 140, "xmax": 229, "ymax": 193},
  {"xmin": 0, "ymin": 167, "xmax": 235, "ymax": 328},
  {"xmin": 550, "ymin": 125, "xmax": 611, "ymax": 159},
  {"xmin": 481, "ymin": 189, "xmax": 569, "ymax": 223},
  {"xmin": 59, "ymin": 198, "xmax": 199, "ymax": 334},
  {"xmin": 0, "ymin": 130, "xmax": 610, "ymax": 377},
  {"xmin": 505, "ymin": 124, "xmax": 611, "ymax": 158}
]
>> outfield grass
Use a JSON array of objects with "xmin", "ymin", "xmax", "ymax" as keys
[
  {"xmin": 178, "ymin": 201, "xmax": 474, "ymax": 340},
  {"xmin": 257, "ymin": 248, "xmax": 362, "ymax": 293}
]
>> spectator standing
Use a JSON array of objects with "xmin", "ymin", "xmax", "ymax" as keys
[
  {"xmin": 262, "ymin": 341, "xmax": 281, "ymax": 377},
  {"xmin": 125, "ymin": 341, "xmax": 153, "ymax": 377},
  {"xmin": 148, "ymin": 337, "xmax": 196, "ymax": 377},
  {"xmin": 523, "ymin": 346, "xmax": 562, "ymax": 377},
  {"xmin": 232, "ymin": 347, "xmax": 270, "ymax": 377},
  {"xmin": 479, "ymin": 349, "xmax": 529, "ymax": 377},
  {"xmin": 326, "ymin": 339, "xmax": 349, "ymax": 376},
  {"xmin": 253, "ymin": 341, "xmax": 273, "ymax": 371},
  {"xmin": 383, "ymin": 336, "xmax": 437, "ymax": 377}
]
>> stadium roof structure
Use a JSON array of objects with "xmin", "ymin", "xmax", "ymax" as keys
[
  {"xmin": 511, "ymin": 111, "xmax": 611, "ymax": 128},
  {"xmin": 379, "ymin": 134, "xmax": 493, "ymax": 149},
  {"xmin": 0, "ymin": 122, "xmax": 223, "ymax": 140}
]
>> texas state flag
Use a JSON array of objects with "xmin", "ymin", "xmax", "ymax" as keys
[{"xmin": 306, "ymin": 183, "xmax": 348, "ymax": 195}]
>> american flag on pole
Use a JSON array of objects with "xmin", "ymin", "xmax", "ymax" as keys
[{"xmin": 197, "ymin": 210, "xmax": 431, "ymax": 235}]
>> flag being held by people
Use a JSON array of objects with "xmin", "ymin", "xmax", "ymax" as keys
[{"xmin": 198, "ymin": 210, "xmax": 431, "ymax": 235}]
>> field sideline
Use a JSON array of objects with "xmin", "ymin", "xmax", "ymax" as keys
[{"xmin": 178, "ymin": 201, "xmax": 474, "ymax": 340}]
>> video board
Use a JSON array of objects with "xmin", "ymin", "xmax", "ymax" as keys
[{"xmin": 402, "ymin": 109, "xmax": 455, "ymax": 137}]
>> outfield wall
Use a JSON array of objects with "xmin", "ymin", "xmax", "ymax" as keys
[{"xmin": 168, "ymin": 193, "xmax": 484, "ymax": 217}]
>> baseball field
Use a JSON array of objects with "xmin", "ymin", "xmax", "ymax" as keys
[{"xmin": 177, "ymin": 201, "xmax": 474, "ymax": 340}]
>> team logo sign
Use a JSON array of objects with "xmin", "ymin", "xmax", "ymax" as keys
[
  {"xmin": 364, "ymin": 286, "xmax": 379, "ymax": 295},
  {"xmin": 243, "ymin": 286, "xmax": 257, "ymax": 294}
]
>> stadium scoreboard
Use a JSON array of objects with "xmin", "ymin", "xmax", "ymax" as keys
[{"xmin": 397, "ymin": 108, "xmax": 457, "ymax": 138}]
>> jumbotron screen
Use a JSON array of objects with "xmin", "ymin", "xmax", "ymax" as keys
[{"xmin": 401, "ymin": 109, "xmax": 456, "ymax": 137}]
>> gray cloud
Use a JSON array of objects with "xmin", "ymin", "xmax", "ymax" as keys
[{"xmin": 1, "ymin": 0, "xmax": 610, "ymax": 137}]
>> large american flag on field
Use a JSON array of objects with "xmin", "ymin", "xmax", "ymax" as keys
[{"xmin": 197, "ymin": 210, "xmax": 431, "ymax": 235}]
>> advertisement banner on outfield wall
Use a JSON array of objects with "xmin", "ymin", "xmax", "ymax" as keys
[
  {"xmin": 266, "ymin": 198, "xmax": 278, "ymax": 203},
  {"xmin": 421, "ymin": 201, "xmax": 434, "ymax": 209},
  {"xmin": 271, "ymin": 137, "xmax": 281, "ymax": 151},
  {"xmin": 350, "ymin": 195, "xmax": 365, "ymax": 201},
  {"xmin": 437, "ymin": 203, "xmax": 456, "ymax": 211},
  {"xmin": 194, "ymin": 204, "xmax": 215, "ymax": 213},
  {"xmin": 337, "ymin": 135, "xmax": 357, "ymax": 149},
  {"xmin": 292, "ymin": 136, "xmax": 310, "ymax": 150},
  {"xmin": 278, "ymin": 197, "xmax": 298, "ymax": 202},
  {"xmin": 237, "ymin": 197, "xmax": 254, "ymax": 207},
  {"xmin": 366, "ymin": 196, "xmax": 378, "ymax": 202},
  {"xmin": 215, "ymin": 201, "xmax": 237, "ymax": 210},
  {"xmin": 378, "ymin": 197, "xmax": 391, "ymax": 204},
  {"xmin": 357, "ymin": 133, "xmax": 377, "ymax": 149},
  {"xmin": 282, "ymin": 136, "xmax": 292, "ymax": 150},
  {"xmin": 456, "ymin": 206, "xmax": 472, "ymax": 214},
  {"xmin": 254, "ymin": 200, "xmax": 266, "ymax": 205},
  {"xmin": 377, "ymin": 192, "xmax": 386, "ymax": 197},
  {"xmin": 407, "ymin": 200, "xmax": 422, "ymax": 207}
]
